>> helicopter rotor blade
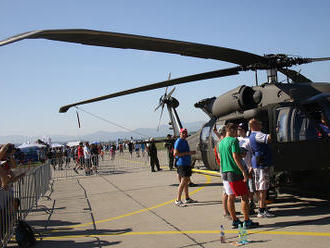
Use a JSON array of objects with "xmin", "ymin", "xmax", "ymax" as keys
[
  {"xmin": 59, "ymin": 66, "xmax": 241, "ymax": 113},
  {"xmin": 157, "ymin": 104, "xmax": 165, "ymax": 131},
  {"xmin": 307, "ymin": 57, "xmax": 330, "ymax": 63},
  {"xmin": 166, "ymin": 87, "xmax": 176, "ymax": 99},
  {"xmin": 279, "ymin": 68, "xmax": 312, "ymax": 83},
  {"xmin": 0, "ymin": 29, "xmax": 267, "ymax": 66},
  {"xmin": 164, "ymin": 86, "xmax": 168, "ymax": 97},
  {"xmin": 154, "ymin": 102, "xmax": 164, "ymax": 112}
]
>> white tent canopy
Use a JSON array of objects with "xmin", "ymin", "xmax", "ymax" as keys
[
  {"xmin": 66, "ymin": 141, "xmax": 80, "ymax": 147},
  {"xmin": 51, "ymin": 143, "xmax": 64, "ymax": 148},
  {"xmin": 18, "ymin": 143, "xmax": 46, "ymax": 149}
]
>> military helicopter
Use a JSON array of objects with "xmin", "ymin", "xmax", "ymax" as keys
[{"xmin": 1, "ymin": 29, "xmax": 330, "ymax": 181}]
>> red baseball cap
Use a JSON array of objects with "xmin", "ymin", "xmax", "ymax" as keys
[{"xmin": 180, "ymin": 128, "xmax": 187, "ymax": 133}]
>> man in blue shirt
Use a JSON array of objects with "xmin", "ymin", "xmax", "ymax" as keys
[
  {"xmin": 249, "ymin": 118, "xmax": 274, "ymax": 218},
  {"xmin": 173, "ymin": 128, "xmax": 196, "ymax": 207}
]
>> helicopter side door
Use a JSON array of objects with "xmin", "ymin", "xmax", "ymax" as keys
[{"xmin": 272, "ymin": 102, "xmax": 330, "ymax": 172}]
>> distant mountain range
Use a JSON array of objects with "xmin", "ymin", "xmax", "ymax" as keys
[{"xmin": 1, "ymin": 121, "xmax": 205, "ymax": 144}]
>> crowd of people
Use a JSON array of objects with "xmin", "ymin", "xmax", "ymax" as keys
[
  {"xmin": 212, "ymin": 119, "xmax": 274, "ymax": 229},
  {"xmin": 166, "ymin": 119, "xmax": 276, "ymax": 230}
]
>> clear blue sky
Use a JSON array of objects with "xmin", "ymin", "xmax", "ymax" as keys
[{"xmin": 1, "ymin": 0, "xmax": 330, "ymax": 138}]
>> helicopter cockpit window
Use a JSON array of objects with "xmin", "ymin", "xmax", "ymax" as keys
[
  {"xmin": 201, "ymin": 125, "xmax": 211, "ymax": 143},
  {"xmin": 276, "ymin": 107, "xmax": 290, "ymax": 142}
]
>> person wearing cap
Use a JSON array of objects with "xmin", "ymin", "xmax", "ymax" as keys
[
  {"xmin": 173, "ymin": 128, "xmax": 196, "ymax": 207},
  {"xmin": 218, "ymin": 123, "xmax": 259, "ymax": 229}
]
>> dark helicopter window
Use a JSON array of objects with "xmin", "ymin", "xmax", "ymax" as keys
[
  {"xmin": 277, "ymin": 106, "xmax": 321, "ymax": 142},
  {"xmin": 291, "ymin": 109, "xmax": 318, "ymax": 141}
]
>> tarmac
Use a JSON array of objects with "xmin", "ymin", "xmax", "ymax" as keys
[{"xmin": 15, "ymin": 153, "xmax": 330, "ymax": 247}]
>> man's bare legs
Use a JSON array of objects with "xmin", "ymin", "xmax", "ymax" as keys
[{"xmin": 177, "ymin": 176, "xmax": 190, "ymax": 201}]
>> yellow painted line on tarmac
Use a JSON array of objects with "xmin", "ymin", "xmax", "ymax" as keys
[
  {"xmin": 192, "ymin": 168, "xmax": 221, "ymax": 177},
  {"xmin": 57, "ymin": 174, "xmax": 212, "ymax": 229},
  {"xmin": 40, "ymin": 229, "xmax": 330, "ymax": 240}
]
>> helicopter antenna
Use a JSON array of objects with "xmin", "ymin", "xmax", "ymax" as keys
[{"xmin": 254, "ymin": 69, "xmax": 258, "ymax": 86}]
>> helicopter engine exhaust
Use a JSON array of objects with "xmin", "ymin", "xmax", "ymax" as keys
[{"xmin": 210, "ymin": 85, "xmax": 262, "ymax": 117}]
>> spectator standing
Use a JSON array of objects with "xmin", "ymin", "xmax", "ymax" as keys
[
  {"xmin": 213, "ymin": 125, "xmax": 230, "ymax": 217},
  {"xmin": 119, "ymin": 143, "xmax": 124, "ymax": 155},
  {"xmin": 135, "ymin": 143, "xmax": 140, "ymax": 157},
  {"xmin": 141, "ymin": 143, "xmax": 146, "ymax": 157},
  {"xmin": 91, "ymin": 144, "xmax": 99, "ymax": 173},
  {"xmin": 173, "ymin": 128, "xmax": 196, "ymax": 207},
  {"xmin": 73, "ymin": 142, "xmax": 84, "ymax": 174},
  {"xmin": 128, "ymin": 141, "xmax": 133, "ymax": 158},
  {"xmin": 83, "ymin": 142, "xmax": 92, "ymax": 175},
  {"xmin": 147, "ymin": 138, "xmax": 161, "ymax": 172},
  {"xmin": 218, "ymin": 123, "xmax": 259, "ymax": 228},
  {"xmin": 249, "ymin": 118, "xmax": 274, "ymax": 218},
  {"xmin": 110, "ymin": 144, "xmax": 116, "ymax": 160},
  {"xmin": 164, "ymin": 134, "xmax": 175, "ymax": 170},
  {"xmin": 237, "ymin": 123, "xmax": 256, "ymax": 215}
]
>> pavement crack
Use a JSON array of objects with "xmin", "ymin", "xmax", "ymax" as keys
[{"xmin": 76, "ymin": 178, "xmax": 97, "ymax": 232}]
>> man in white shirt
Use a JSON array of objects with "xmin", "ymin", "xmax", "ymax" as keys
[{"xmin": 83, "ymin": 142, "xmax": 92, "ymax": 175}]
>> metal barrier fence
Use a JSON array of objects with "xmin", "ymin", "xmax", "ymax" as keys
[{"xmin": 0, "ymin": 163, "xmax": 51, "ymax": 247}]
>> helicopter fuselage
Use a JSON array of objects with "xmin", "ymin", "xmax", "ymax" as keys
[{"xmin": 190, "ymin": 82, "xmax": 330, "ymax": 173}]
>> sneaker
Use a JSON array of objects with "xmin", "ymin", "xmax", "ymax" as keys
[
  {"xmin": 232, "ymin": 219, "xmax": 243, "ymax": 229},
  {"xmin": 249, "ymin": 209, "xmax": 257, "ymax": 215},
  {"xmin": 184, "ymin": 198, "xmax": 197, "ymax": 204},
  {"xmin": 174, "ymin": 200, "xmax": 186, "ymax": 207},
  {"xmin": 73, "ymin": 168, "xmax": 79, "ymax": 174},
  {"xmin": 257, "ymin": 209, "xmax": 275, "ymax": 218},
  {"xmin": 243, "ymin": 219, "xmax": 259, "ymax": 229}
]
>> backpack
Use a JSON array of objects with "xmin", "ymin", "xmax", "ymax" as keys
[{"xmin": 15, "ymin": 220, "xmax": 36, "ymax": 248}]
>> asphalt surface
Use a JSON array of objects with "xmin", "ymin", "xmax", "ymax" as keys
[{"xmin": 12, "ymin": 153, "xmax": 330, "ymax": 247}]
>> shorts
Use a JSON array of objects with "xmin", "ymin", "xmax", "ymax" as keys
[
  {"xmin": 177, "ymin": 165, "xmax": 192, "ymax": 178},
  {"xmin": 253, "ymin": 167, "xmax": 270, "ymax": 191},
  {"xmin": 229, "ymin": 179, "xmax": 249, "ymax": 197},
  {"xmin": 222, "ymin": 179, "xmax": 234, "ymax": 195}
]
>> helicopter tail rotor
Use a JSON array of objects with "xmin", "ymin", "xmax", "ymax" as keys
[{"xmin": 155, "ymin": 74, "xmax": 176, "ymax": 131}]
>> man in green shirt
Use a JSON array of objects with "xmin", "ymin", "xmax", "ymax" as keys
[{"xmin": 219, "ymin": 123, "xmax": 259, "ymax": 229}]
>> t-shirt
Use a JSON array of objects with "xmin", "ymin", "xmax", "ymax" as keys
[
  {"xmin": 174, "ymin": 138, "xmax": 191, "ymax": 166},
  {"xmin": 237, "ymin": 137, "xmax": 252, "ymax": 169},
  {"xmin": 83, "ymin": 146, "xmax": 91, "ymax": 159},
  {"xmin": 218, "ymin": 136, "xmax": 242, "ymax": 175},
  {"xmin": 77, "ymin": 146, "xmax": 84, "ymax": 158}
]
